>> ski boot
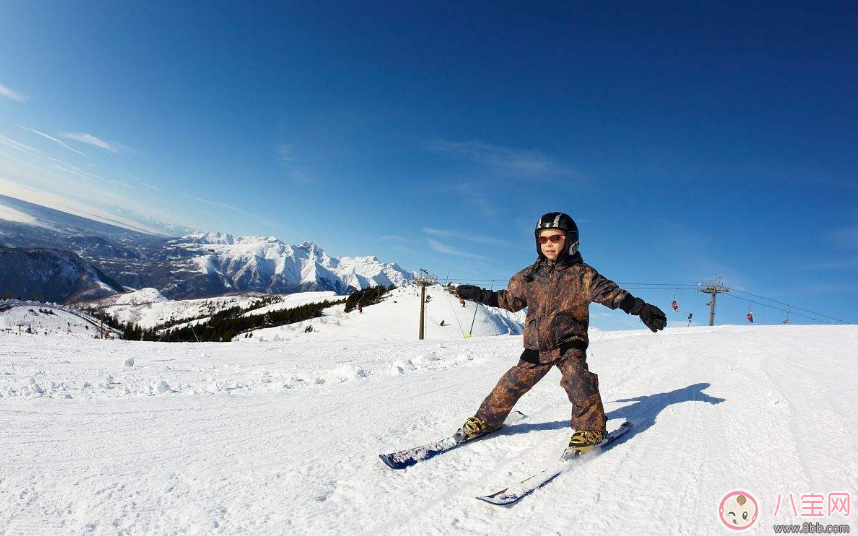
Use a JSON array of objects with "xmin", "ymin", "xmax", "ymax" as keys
[
  {"xmin": 453, "ymin": 415, "xmax": 491, "ymax": 443},
  {"xmin": 560, "ymin": 430, "xmax": 605, "ymax": 461}
]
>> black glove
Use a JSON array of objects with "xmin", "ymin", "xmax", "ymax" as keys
[
  {"xmin": 638, "ymin": 303, "xmax": 667, "ymax": 332},
  {"xmin": 456, "ymin": 285, "xmax": 483, "ymax": 302},
  {"xmin": 456, "ymin": 285, "xmax": 499, "ymax": 306},
  {"xmin": 620, "ymin": 295, "xmax": 667, "ymax": 332}
]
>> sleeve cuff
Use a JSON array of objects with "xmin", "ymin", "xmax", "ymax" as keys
[{"xmin": 620, "ymin": 294, "xmax": 645, "ymax": 315}]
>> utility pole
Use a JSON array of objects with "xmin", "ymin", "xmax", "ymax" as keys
[
  {"xmin": 698, "ymin": 277, "xmax": 731, "ymax": 326},
  {"xmin": 414, "ymin": 269, "xmax": 436, "ymax": 340}
]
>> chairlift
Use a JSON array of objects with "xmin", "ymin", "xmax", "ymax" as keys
[
  {"xmin": 670, "ymin": 289, "xmax": 679, "ymax": 312},
  {"xmin": 746, "ymin": 302, "xmax": 754, "ymax": 324},
  {"xmin": 783, "ymin": 307, "xmax": 791, "ymax": 324}
]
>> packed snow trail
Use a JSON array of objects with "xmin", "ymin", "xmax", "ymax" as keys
[{"xmin": 1, "ymin": 325, "xmax": 856, "ymax": 535}]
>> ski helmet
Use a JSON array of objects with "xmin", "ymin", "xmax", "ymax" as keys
[{"xmin": 534, "ymin": 212, "xmax": 579, "ymax": 259}]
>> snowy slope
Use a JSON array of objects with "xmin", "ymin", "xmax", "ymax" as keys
[
  {"xmin": 236, "ymin": 284, "xmax": 525, "ymax": 342},
  {"xmin": 91, "ymin": 288, "xmax": 268, "ymax": 329},
  {"xmin": 0, "ymin": 302, "xmax": 117, "ymax": 339},
  {"xmin": 239, "ymin": 291, "xmax": 340, "ymax": 318},
  {"xmin": 1, "ymin": 325, "xmax": 856, "ymax": 535},
  {"xmin": 89, "ymin": 288, "xmax": 346, "ymax": 330}
]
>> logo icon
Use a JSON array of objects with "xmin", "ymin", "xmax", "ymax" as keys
[{"xmin": 719, "ymin": 491, "xmax": 759, "ymax": 530}]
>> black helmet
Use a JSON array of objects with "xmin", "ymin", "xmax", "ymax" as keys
[{"xmin": 534, "ymin": 212, "xmax": 579, "ymax": 260}]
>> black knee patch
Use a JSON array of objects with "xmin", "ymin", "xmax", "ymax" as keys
[{"xmin": 520, "ymin": 349, "xmax": 540, "ymax": 364}]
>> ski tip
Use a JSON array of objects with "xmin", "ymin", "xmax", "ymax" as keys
[
  {"xmin": 378, "ymin": 454, "xmax": 393, "ymax": 468},
  {"xmin": 476, "ymin": 494, "xmax": 519, "ymax": 506},
  {"xmin": 379, "ymin": 454, "xmax": 399, "ymax": 469},
  {"xmin": 378, "ymin": 453, "xmax": 414, "ymax": 470}
]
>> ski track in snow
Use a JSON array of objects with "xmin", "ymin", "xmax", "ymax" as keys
[{"xmin": 1, "ymin": 325, "xmax": 857, "ymax": 535}]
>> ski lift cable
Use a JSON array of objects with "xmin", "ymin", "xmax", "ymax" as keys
[
  {"xmin": 433, "ymin": 277, "xmax": 853, "ymax": 324},
  {"xmin": 441, "ymin": 279, "xmax": 700, "ymax": 288},
  {"xmin": 722, "ymin": 293, "xmax": 820, "ymax": 322},
  {"xmin": 730, "ymin": 289, "xmax": 851, "ymax": 324},
  {"xmin": 721, "ymin": 293, "xmax": 831, "ymax": 324},
  {"xmin": 617, "ymin": 282, "xmax": 699, "ymax": 288}
]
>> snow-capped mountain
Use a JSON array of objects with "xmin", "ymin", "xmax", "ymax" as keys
[
  {"xmin": 0, "ymin": 195, "xmax": 414, "ymax": 301},
  {"xmin": 164, "ymin": 232, "xmax": 411, "ymax": 297}
]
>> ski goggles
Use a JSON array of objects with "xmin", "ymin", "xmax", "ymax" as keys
[{"xmin": 537, "ymin": 235, "xmax": 565, "ymax": 244}]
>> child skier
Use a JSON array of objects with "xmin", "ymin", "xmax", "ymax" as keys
[{"xmin": 455, "ymin": 212, "xmax": 666, "ymax": 459}]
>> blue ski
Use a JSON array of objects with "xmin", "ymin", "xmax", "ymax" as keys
[
  {"xmin": 476, "ymin": 421, "xmax": 633, "ymax": 505},
  {"xmin": 379, "ymin": 411, "xmax": 526, "ymax": 470}
]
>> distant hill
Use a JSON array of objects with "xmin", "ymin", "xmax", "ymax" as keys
[
  {"xmin": 237, "ymin": 284, "xmax": 525, "ymax": 342},
  {"xmin": 0, "ymin": 246, "xmax": 125, "ymax": 303},
  {"xmin": 0, "ymin": 300, "xmax": 120, "ymax": 338}
]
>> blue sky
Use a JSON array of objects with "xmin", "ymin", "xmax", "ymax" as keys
[{"xmin": 1, "ymin": 1, "xmax": 856, "ymax": 329}]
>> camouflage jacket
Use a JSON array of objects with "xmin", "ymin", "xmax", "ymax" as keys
[{"xmin": 496, "ymin": 254, "xmax": 630, "ymax": 355}]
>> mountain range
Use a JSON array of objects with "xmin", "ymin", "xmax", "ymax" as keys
[{"xmin": 0, "ymin": 194, "xmax": 412, "ymax": 303}]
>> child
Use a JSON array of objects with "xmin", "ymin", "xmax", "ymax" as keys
[{"xmin": 455, "ymin": 212, "xmax": 666, "ymax": 458}]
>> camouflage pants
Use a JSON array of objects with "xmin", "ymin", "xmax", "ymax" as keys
[{"xmin": 476, "ymin": 347, "xmax": 606, "ymax": 432}]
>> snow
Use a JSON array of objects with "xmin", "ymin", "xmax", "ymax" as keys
[
  {"xmin": 170, "ymin": 233, "xmax": 412, "ymax": 292},
  {"xmin": 93, "ymin": 289, "xmax": 269, "ymax": 329},
  {"xmin": 0, "ymin": 304, "xmax": 114, "ymax": 339},
  {"xmin": 237, "ymin": 285, "xmax": 524, "ymax": 342},
  {"xmin": 90, "ymin": 289, "xmax": 349, "ymax": 333},
  {"xmin": 1, "ymin": 311, "xmax": 856, "ymax": 533},
  {"xmin": 239, "ymin": 291, "xmax": 340, "ymax": 318}
]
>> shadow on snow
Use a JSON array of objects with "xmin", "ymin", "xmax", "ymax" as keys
[{"xmin": 499, "ymin": 382, "xmax": 725, "ymax": 448}]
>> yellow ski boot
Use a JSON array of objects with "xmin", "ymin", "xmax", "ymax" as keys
[
  {"xmin": 454, "ymin": 415, "xmax": 490, "ymax": 443},
  {"xmin": 561, "ymin": 430, "xmax": 605, "ymax": 461}
]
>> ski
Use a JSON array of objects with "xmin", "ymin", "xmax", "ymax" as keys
[
  {"xmin": 379, "ymin": 411, "xmax": 526, "ymax": 470},
  {"xmin": 476, "ymin": 421, "xmax": 632, "ymax": 506}
]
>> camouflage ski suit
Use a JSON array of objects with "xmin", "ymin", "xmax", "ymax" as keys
[{"xmin": 475, "ymin": 254, "xmax": 631, "ymax": 432}]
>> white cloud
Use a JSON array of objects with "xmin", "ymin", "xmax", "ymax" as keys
[
  {"xmin": 0, "ymin": 177, "xmax": 166, "ymax": 235},
  {"xmin": 426, "ymin": 238, "xmax": 488, "ymax": 260},
  {"xmin": 423, "ymin": 227, "xmax": 513, "ymax": 247},
  {"xmin": 59, "ymin": 132, "xmax": 122, "ymax": 154},
  {"xmin": 18, "ymin": 126, "xmax": 87, "ymax": 156},
  {"xmin": 427, "ymin": 139, "xmax": 575, "ymax": 180},
  {"xmin": 124, "ymin": 173, "xmax": 159, "ymax": 190},
  {"xmin": 0, "ymin": 133, "xmax": 43, "ymax": 157},
  {"xmin": 450, "ymin": 181, "xmax": 501, "ymax": 219},
  {"xmin": 0, "ymin": 83, "xmax": 28, "ymax": 102},
  {"xmin": 276, "ymin": 143, "xmax": 312, "ymax": 182},
  {"xmin": 182, "ymin": 193, "xmax": 280, "ymax": 227}
]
